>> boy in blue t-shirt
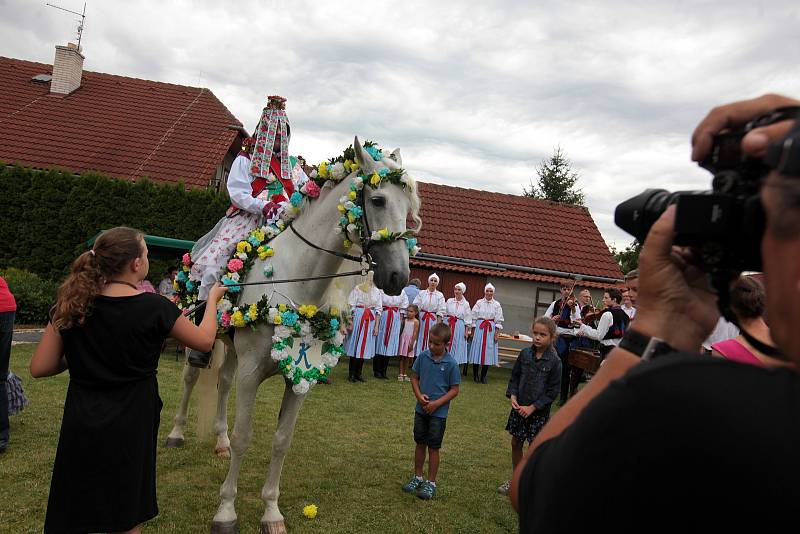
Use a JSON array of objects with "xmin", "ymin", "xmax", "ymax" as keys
[{"xmin": 402, "ymin": 322, "xmax": 461, "ymax": 500}]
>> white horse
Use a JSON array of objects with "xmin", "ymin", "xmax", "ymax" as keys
[{"xmin": 175, "ymin": 138, "xmax": 419, "ymax": 534}]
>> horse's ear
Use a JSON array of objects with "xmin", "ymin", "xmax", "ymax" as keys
[
  {"xmin": 354, "ymin": 136, "xmax": 376, "ymax": 174},
  {"xmin": 390, "ymin": 148, "xmax": 402, "ymax": 167}
]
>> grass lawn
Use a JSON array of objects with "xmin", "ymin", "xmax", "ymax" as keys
[{"xmin": 1, "ymin": 344, "xmax": 536, "ymax": 533}]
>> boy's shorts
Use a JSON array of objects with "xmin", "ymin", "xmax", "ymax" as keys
[{"xmin": 413, "ymin": 412, "xmax": 447, "ymax": 449}]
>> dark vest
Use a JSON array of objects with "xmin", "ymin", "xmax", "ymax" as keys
[{"xmin": 603, "ymin": 307, "xmax": 630, "ymax": 340}]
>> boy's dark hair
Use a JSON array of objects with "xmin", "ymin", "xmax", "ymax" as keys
[
  {"xmin": 429, "ymin": 322, "xmax": 452, "ymax": 344},
  {"xmin": 624, "ymin": 269, "xmax": 639, "ymax": 281},
  {"xmin": 730, "ymin": 275, "xmax": 765, "ymax": 320},
  {"xmin": 606, "ymin": 288, "xmax": 623, "ymax": 304},
  {"xmin": 410, "ymin": 278, "xmax": 421, "ymax": 288}
]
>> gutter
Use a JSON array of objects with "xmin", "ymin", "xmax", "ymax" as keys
[{"xmin": 413, "ymin": 252, "xmax": 623, "ymax": 284}]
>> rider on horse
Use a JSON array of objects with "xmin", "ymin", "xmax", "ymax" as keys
[{"xmin": 187, "ymin": 95, "xmax": 309, "ymax": 368}]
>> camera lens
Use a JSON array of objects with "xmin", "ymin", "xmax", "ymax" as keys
[{"xmin": 614, "ymin": 189, "xmax": 677, "ymax": 242}]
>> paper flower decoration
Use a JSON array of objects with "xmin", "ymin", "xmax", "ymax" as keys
[{"xmin": 303, "ymin": 504, "xmax": 318, "ymax": 519}]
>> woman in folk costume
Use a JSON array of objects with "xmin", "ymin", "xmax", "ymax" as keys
[
  {"xmin": 345, "ymin": 275, "xmax": 383, "ymax": 383},
  {"xmin": 445, "ymin": 282, "xmax": 472, "ymax": 375},
  {"xmin": 412, "ymin": 273, "xmax": 446, "ymax": 356},
  {"xmin": 469, "ymin": 283, "xmax": 504, "ymax": 384},
  {"xmin": 186, "ymin": 96, "xmax": 307, "ymax": 367},
  {"xmin": 373, "ymin": 288, "xmax": 409, "ymax": 380}
]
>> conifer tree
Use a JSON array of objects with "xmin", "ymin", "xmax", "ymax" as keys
[{"xmin": 524, "ymin": 146, "xmax": 585, "ymax": 206}]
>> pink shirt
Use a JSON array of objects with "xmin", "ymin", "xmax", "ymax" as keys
[{"xmin": 0, "ymin": 276, "xmax": 16, "ymax": 312}]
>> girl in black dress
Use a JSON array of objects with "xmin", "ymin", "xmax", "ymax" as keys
[{"xmin": 31, "ymin": 227, "xmax": 226, "ymax": 534}]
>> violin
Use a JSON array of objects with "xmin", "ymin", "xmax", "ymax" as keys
[{"xmin": 581, "ymin": 305, "xmax": 608, "ymax": 327}]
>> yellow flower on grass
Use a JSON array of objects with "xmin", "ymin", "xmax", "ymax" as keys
[
  {"xmin": 370, "ymin": 172, "xmax": 381, "ymax": 186},
  {"xmin": 231, "ymin": 310, "xmax": 246, "ymax": 328},
  {"xmin": 303, "ymin": 504, "xmax": 318, "ymax": 519},
  {"xmin": 236, "ymin": 241, "xmax": 252, "ymax": 254}
]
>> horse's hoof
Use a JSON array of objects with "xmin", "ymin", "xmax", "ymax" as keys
[
  {"xmin": 164, "ymin": 437, "xmax": 184, "ymax": 448},
  {"xmin": 214, "ymin": 446, "xmax": 231, "ymax": 458},
  {"xmin": 262, "ymin": 520, "xmax": 287, "ymax": 534},
  {"xmin": 210, "ymin": 519, "xmax": 239, "ymax": 534}
]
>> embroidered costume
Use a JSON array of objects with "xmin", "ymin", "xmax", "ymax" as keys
[
  {"xmin": 345, "ymin": 285, "xmax": 383, "ymax": 361},
  {"xmin": 468, "ymin": 294, "xmax": 504, "ymax": 366},
  {"xmin": 413, "ymin": 274, "xmax": 446, "ymax": 356},
  {"xmin": 444, "ymin": 294, "xmax": 472, "ymax": 365},
  {"xmin": 376, "ymin": 290, "xmax": 409, "ymax": 357},
  {"xmin": 189, "ymin": 96, "xmax": 308, "ymax": 300}
]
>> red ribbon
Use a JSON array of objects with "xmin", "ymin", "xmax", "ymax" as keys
[
  {"xmin": 478, "ymin": 319, "xmax": 493, "ymax": 365},
  {"xmin": 421, "ymin": 311, "xmax": 437, "ymax": 350},
  {"xmin": 357, "ymin": 306, "xmax": 375, "ymax": 358},
  {"xmin": 383, "ymin": 306, "xmax": 399, "ymax": 346},
  {"xmin": 446, "ymin": 315, "xmax": 458, "ymax": 351}
]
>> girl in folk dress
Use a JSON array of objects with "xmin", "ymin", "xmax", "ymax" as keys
[
  {"xmin": 345, "ymin": 279, "xmax": 383, "ymax": 383},
  {"xmin": 412, "ymin": 273, "xmax": 446, "ymax": 356},
  {"xmin": 469, "ymin": 283, "xmax": 505, "ymax": 384},
  {"xmin": 397, "ymin": 304, "xmax": 421, "ymax": 381},
  {"xmin": 374, "ymin": 289, "xmax": 409, "ymax": 379},
  {"xmin": 445, "ymin": 282, "xmax": 472, "ymax": 375},
  {"xmin": 30, "ymin": 227, "xmax": 225, "ymax": 534}
]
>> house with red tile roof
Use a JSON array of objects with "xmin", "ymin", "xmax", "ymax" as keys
[
  {"xmin": 0, "ymin": 44, "xmax": 246, "ymax": 190},
  {"xmin": 411, "ymin": 181, "xmax": 623, "ymax": 334}
]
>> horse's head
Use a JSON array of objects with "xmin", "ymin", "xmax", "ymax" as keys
[{"xmin": 353, "ymin": 137, "xmax": 421, "ymax": 296}]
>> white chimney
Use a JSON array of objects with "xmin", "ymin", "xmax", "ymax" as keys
[{"xmin": 50, "ymin": 43, "xmax": 84, "ymax": 95}]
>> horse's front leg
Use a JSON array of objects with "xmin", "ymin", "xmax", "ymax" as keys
[
  {"xmin": 260, "ymin": 381, "xmax": 307, "ymax": 534},
  {"xmin": 213, "ymin": 341, "xmax": 237, "ymax": 457},
  {"xmin": 165, "ymin": 353, "xmax": 200, "ymax": 448},
  {"xmin": 211, "ymin": 343, "xmax": 271, "ymax": 533}
]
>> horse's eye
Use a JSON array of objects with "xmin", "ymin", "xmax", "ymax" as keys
[{"xmin": 371, "ymin": 196, "xmax": 386, "ymax": 207}]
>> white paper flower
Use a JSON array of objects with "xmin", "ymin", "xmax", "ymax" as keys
[
  {"xmin": 330, "ymin": 162, "xmax": 345, "ymax": 180},
  {"xmin": 229, "ymin": 272, "xmax": 240, "ymax": 282},
  {"xmin": 275, "ymin": 325, "xmax": 293, "ymax": 339},
  {"xmin": 292, "ymin": 379, "xmax": 310, "ymax": 395},
  {"xmin": 343, "ymin": 200, "xmax": 355, "ymax": 210},
  {"xmin": 219, "ymin": 299, "xmax": 233, "ymax": 313},
  {"xmin": 347, "ymin": 223, "xmax": 358, "ymax": 233}
]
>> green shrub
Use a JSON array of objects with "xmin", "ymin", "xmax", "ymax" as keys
[{"xmin": 0, "ymin": 267, "xmax": 60, "ymax": 325}]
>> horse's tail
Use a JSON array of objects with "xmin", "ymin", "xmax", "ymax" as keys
[{"xmin": 195, "ymin": 339, "xmax": 225, "ymax": 440}]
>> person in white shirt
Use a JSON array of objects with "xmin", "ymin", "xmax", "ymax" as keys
[
  {"xmin": 577, "ymin": 288, "xmax": 630, "ymax": 359},
  {"xmin": 621, "ymin": 289, "xmax": 637, "ymax": 320},
  {"xmin": 413, "ymin": 273, "xmax": 446, "ymax": 356},
  {"xmin": 345, "ymin": 279, "xmax": 383, "ymax": 382},
  {"xmin": 468, "ymin": 283, "xmax": 504, "ymax": 384},
  {"xmin": 374, "ymin": 289, "xmax": 409, "ymax": 379},
  {"xmin": 444, "ymin": 282, "xmax": 472, "ymax": 375}
]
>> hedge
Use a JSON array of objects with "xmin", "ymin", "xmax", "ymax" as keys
[
  {"xmin": 0, "ymin": 163, "xmax": 230, "ymax": 281},
  {"xmin": 0, "ymin": 267, "xmax": 60, "ymax": 325}
]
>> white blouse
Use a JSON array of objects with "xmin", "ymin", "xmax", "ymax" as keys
[
  {"xmin": 471, "ymin": 298, "xmax": 504, "ymax": 330},
  {"xmin": 445, "ymin": 297, "xmax": 473, "ymax": 326},
  {"xmin": 226, "ymin": 155, "xmax": 268, "ymax": 215},
  {"xmin": 381, "ymin": 290, "xmax": 409, "ymax": 312},
  {"xmin": 348, "ymin": 285, "xmax": 383, "ymax": 317},
  {"xmin": 413, "ymin": 289, "xmax": 446, "ymax": 317}
]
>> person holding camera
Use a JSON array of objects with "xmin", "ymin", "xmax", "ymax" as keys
[{"xmin": 511, "ymin": 93, "xmax": 800, "ymax": 532}]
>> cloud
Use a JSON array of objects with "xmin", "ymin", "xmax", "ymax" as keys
[{"xmin": 2, "ymin": 0, "xmax": 798, "ymax": 249}]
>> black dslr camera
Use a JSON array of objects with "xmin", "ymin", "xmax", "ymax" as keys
[{"xmin": 615, "ymin": 106, "xmax": 800, "ymax": 274}]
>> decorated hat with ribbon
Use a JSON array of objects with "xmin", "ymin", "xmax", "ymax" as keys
[{"xmin": 249, "ymin": 95, "xmax": 291, "ymax": 184}]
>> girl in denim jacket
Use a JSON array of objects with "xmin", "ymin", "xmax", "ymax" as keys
[{"xmin": 498, "ymin": 316, "xmax": 561, "ymax": 495}]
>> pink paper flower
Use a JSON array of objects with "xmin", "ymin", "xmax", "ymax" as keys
[
  {"xmin": 220, "ymin": 312, "xmax": 231, "ymax": 327},
  {"xmin": 227, "ymin": 258, "xmax": 244, "ymax": 272},
  {"xmin": 302, "ymin": 180, "xmax": 321, "ymax": 198},
  {"xmin": 182, "ymin": 253, "xmax": 191, "ymax": 266}
]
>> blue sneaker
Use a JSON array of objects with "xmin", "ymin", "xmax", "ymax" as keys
[
  {"xmin": 402, "ymin": 475, "xmax": 423, "ymax": 493},
  {"xmin": 417, "ymin": 480, "xmax": 436, "ymax": 500}
]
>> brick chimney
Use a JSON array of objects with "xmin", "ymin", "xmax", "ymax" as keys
[{"xmin": 50, "ymin": 43, "xmax": 84, "ymax": 95}]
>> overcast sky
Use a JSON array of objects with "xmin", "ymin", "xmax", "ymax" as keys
[{"xmin": 2, "ymin": 0, "xmax": 798, "ymax": 248}]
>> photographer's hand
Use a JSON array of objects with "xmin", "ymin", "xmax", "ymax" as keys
[
  {"xmin": 692, "ymin": 93, "xmax": 800, "ymax": 161},
  {"xmin": 631, "ymin": 205, "xmax": 719, "ymax": 352}
]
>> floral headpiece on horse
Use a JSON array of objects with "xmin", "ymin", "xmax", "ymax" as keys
[{"xmin": 249, "ymin": 95, "xmax": 291, "ymax": 185}]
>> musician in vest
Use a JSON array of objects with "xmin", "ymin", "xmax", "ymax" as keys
[
  {"xmin": 544, "ymin": 283, "xmax": 582, "ymax": 403},
  {"xmin": 444, "ymin": 282, "xmax": 473, "ymax": 375},
  {"xmin": 413, "ymin": 273, "xmax": 446, "ymax": 356},
  {"xmin": 469, "ymin": 283, "xmax": 504, "ymax": 384},
  {"xmin": 576, "ymin": 288, "xmax": 630, "ymax": 359},
  {"xmin": 345, "ymin": 277, "xmax": 383, "ymax": 382},
  {"xmin": 374, "ymin": 288, "xmax": 409, "ymax": 379},
  {"xmin": 186, "ymin": 95, "xmax": 307, "ymax": 367}
]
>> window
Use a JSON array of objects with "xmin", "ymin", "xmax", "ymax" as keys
[{"xmin": 535, "ymin": 287, "xmax": 558, "ymax": 318}]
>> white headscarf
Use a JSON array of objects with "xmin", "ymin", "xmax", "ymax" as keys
[
  {"xmin": 428, "ymin": 273, "xmax": 440, "ymax": 283},
  {"xmin": 484, "ymin": 283, "xmax": 495, "ymax": 292},
  {"xmin": 454, "ymin": 282, "xmax": 466, "ymax": 292}
]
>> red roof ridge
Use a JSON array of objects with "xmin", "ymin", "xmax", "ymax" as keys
[{"xmin": 417, "ymin": 180, "xmax": 590, "ymax": 212}]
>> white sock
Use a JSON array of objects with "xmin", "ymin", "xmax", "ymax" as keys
[
  {"xmin": 414, "ymin": 475, "xmax": 423, "ymax": 481},
  {"xmin": 428, "ymin": 480, "xmax": 436, "ymax": 486}
]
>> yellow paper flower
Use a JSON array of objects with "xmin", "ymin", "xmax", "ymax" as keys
[
  {"xmin": 343, "ymin": 239, "xmax": 352, "ymax": 249},
  {"xmin": 337, "ymin": 204, "xmax": 346, "ymax": 214},
  {"xmin": 344, "ymin": 159, "xmax": 354, "ymax": 171},
  {"xmin": 378, "ymin": 227, "xmax": 390, "ymax": 239},
  {"xmin": 347, "ymin": 212, "xmax": 356, "ymax": 223},
  {"xmin": 278, "ymin": 304, "xmax": 288, "ymax": 313},
  {"xmin": 299, "ymin": 304, "xmax": 318, "ymax": 318},
  {"xmin": 273, "ymin": 315, "xmax": 282, "ymax": 325},
  {"xmin": 236, "ymin": 241, "xmax": 252, "ymax": 254},
  {"xmin": 370, "ymin": 172, "xmax": 381, "ymax": 186},
  {"xmin": 350, "ymin": 161, "xmax": 359, "ymax": 171},
  {"xmin": 173, "ymin": 280, "xmax": 180, "ymax": 291},
  {"xmin": 330, "ymin": 306, "xmax": 340, "ymax": 317},
  {"xmin": 248, "ymin": 303, "xmax": 259, "ymax": 321},
  {"xmin": 251, "ymin": 229, "xmax": 266, "ymax": 242},
  {"xmin": 318, "ymin": 162, "xmax": 328, "ymax": 178},
  {"xmin": 231, "ymin": 310, "xmax": 246, "ymax": 327},
  {"xmin": 348, "ymin": 190, "xmax": 357, "ymax": 200},
  {"xmin": 303, "ymin": 504, "xmax": 318, "ymax": 519},
  {"xmin": 182, "ymin": 265, "xmax": 190, "ymax": 272}
]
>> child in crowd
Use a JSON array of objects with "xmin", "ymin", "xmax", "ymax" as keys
[
  {"xmin": 30, "ymin": 227, "xmax": 226, "ymax": 534},
  {"xmin": 498, "ymin": 316, "xmax": 561, "ymax": 496},
  {"xmin": 402, "ymin": 323, "xmax": 460, "ymax": 500},
  {"xmin": 397, "ymin": 304, "xmax": 420, "ymax": 381}
]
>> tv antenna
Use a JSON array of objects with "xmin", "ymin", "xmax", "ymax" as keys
[{"xmin": 46, "ymin": 2, "xmax": 87, "ymax": 51}]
